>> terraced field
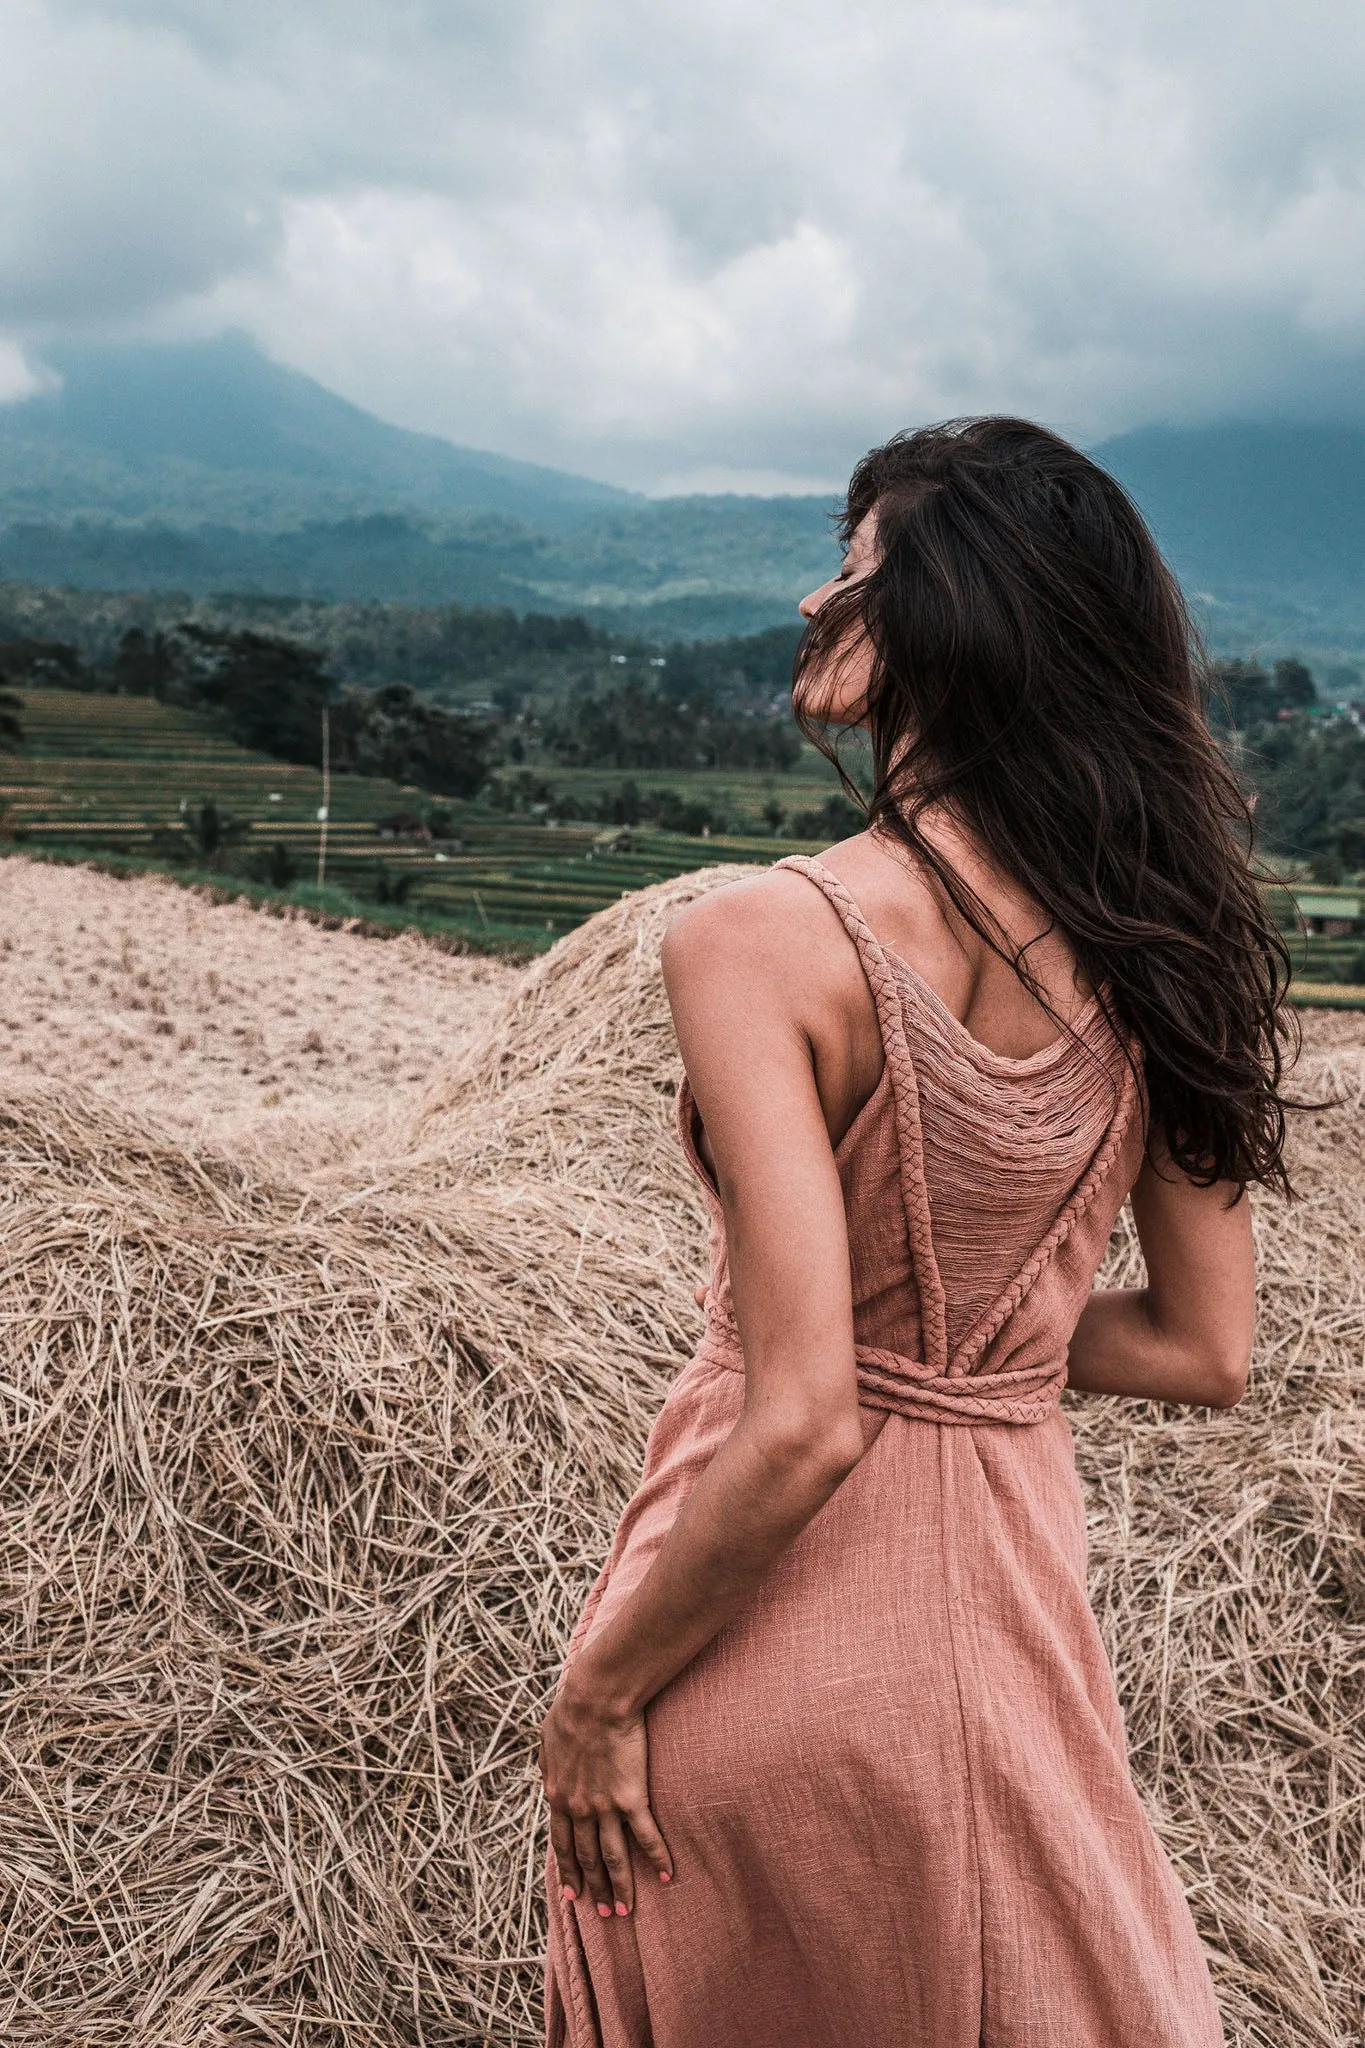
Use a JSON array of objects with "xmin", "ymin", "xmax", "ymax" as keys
[
  {"xmin": 3, "ymin": 686, "xmax": 1362, "ymax": 1000},
  {"xmin": 0, "ymin": 689, "xmax": 821, "ymax": 948}
]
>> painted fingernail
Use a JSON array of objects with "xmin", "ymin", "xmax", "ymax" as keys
[
  {"xmin": 658, "ymin": 1870, "xmax": 672, "ymax": 1884},
  {"xmin": 597, "ymin": 1903, "xmax": 612, "ymax": 1919},
  {"xmin": 561, "ymin": 1885, "xmax": 577, "ymax": 1902},
  {"xmin": 615, "ymin": 1901, "xmax": 630, "ymax": 1916}
]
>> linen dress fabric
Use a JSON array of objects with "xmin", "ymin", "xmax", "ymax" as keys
[{"xmin": 544, "ymin": 854, "xmax": 1223, "ymax": 2048}]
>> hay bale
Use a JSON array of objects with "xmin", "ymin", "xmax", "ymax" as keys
[
  {"xmin": 0, "ymin": 871, "xmax": 1361, "ymax": 2045},
  {"xmin": 0, "ymin": 854, "xmax": 517, "ymax": 1158},
  {"xmin": 1073, "ymin": 1058, "xmax": 1365, "ymax": 2045},
  {"xmin": 413, "ymin": 863, "xmax": 759, "ymax": 1211}
]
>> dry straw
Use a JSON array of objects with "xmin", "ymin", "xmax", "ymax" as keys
[{"xmin": 1, "ymin": 867, "xmax": 1361, "ymax": 2046}]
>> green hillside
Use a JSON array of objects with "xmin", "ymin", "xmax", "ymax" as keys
[
  {"xmin": 0, "ymin": 505, "xmax": 834, "ymax": 639},
  {"xmin": 8, "ymin": 336, "xmax": 1365, "ymax": 657},
  {"xmin": 0, "ymin": 337, "xmax": 836, "ymax": 636},
  {"xmin": 1093, "ymin": 423, "xmax": 1365, "ymax": 600}
]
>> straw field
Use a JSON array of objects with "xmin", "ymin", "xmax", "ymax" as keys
[
  {"xmin": 0, "ymin": 859, "xmax": 1362, "ymax": 2046},
  {"xmin": 0, "ymin": 857, "xmax": 516, "ymax": 1157}
]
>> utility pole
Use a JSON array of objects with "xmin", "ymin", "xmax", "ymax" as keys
[{"xmin": 316, "ymin": 706, "xmax": 330, "ymax": 888}]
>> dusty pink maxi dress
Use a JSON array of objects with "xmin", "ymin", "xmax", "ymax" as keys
[{"xmin": 545, "ymin": 854, "xmax": 1223, "ymax": 2048}]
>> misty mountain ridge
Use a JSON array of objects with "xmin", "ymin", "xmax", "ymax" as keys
[
  {"xmin": 0, "ymin": 333, "xmax": 638, "ymax": 530},
  {"xmin": 1095, "ymin": 422, "xmax": 1365, "ymax": 601},
  {"xmin": 0, "ymin": 334, "xmax": 1363, "ymax": 654}
]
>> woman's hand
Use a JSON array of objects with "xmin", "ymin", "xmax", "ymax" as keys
[
  {"xmin": 535, "ymin": 887, "xmax": 867, "ymax": 1926},
  {"xmin": 539, "ymin": 1675, "xmax": 672, "ymax": 1917}
]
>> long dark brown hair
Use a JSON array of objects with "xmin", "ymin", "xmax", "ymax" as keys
[{"xmin": 794, "ymin": 416, "xmax": 1295, "ymax": 1193}]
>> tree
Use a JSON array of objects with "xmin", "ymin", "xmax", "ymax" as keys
[
  {"xmin": 331, "ymin": 683, "xmax": 491, "ymax": 799},
  {"xmin": 1212, "ymin": 654, "xmax": 1317, "ymax": 730},
  {"xmin": 1272, "ymin": 658, "xmax": 1316, "ymax": 710},
  {"xmin": 0, "ymin": 639, "xmax": 87, "ymax": 691},
  {"xmin": 1210, "ymin": 658, "xmax": 1271, "ymax": 729},
  {"xmin": 653, "ymin": 625, "xmax": 803, "ymax": 702},
  {"xmin": 110, "ymin": 628, "xmax": 177, "ymax": 699},
  {"xmin": 542, "ymin": 680, "xmax": 801, "ymax": 773},
  {"xmin": 1238, "ymin": 715, "xmax": 1365, "ymax": 864},
  {"xmin": 792, "ymin": 792, "xmax": 864, "ymax": 840},
  {"xmin": 187, "ymin": 800, "xmax": 247, "ymax": 861},
  {"xmin": 0, "ymin": 687, "xmax": 23, "ymax": 751},
  {"xmin": 246, "ymin": 840, "xmax": 299, "ymax": 889},
  {"xmin": 643, "ymin": 787, "xmax": 725, "ymax": 835},
  {"xmin": 371, "ymin": 861, "xmax": 421, "ymax": 906},
  {"xmin": 1334, "ymin": 819, "xmax": 1365, "ymax": 870},
  {"xmin": 171, "ymin": 625, "xmax": 335, "ymax": 764},
  {"xmin": 151, "ymin": 799, "xmax": 251, "ymax": 867}
]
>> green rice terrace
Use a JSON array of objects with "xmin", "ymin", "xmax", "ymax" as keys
[
  {"xmin": 3, "ymin": 685, "xmax": 1363, "ymax": 1003},
  {"xmin": 0, "ymin": 688, "xmax": 845, "ymax": 954}
]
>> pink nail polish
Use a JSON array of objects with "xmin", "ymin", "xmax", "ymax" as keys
[
  {"xmin": 615, "ymin": 1901, "xmax": 630, "ymax": 1916},
  {"xmin": 597, "ymin": 1903, "xmax": 612, "ymax": 1919},
  {"xmin": 659, "ymin": 1870, "xmax": 672, "ymax": 1884},
  {"xmin": 561, "ymin": 1885, "xmax": 577, "ymax": 1902}
]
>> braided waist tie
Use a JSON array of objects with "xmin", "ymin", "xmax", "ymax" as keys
[{"xmin": 695, "ymin": 1312, "xmax": 1065, "ymax": 1428}]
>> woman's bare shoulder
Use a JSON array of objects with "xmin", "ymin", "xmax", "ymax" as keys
[
  {"xmin": 661, "ymin": 861, "xmax": 856, "ymax": 986},
  {"xmin": 661, "ymin": 850, "xmax": 887, "ymax": 1117},
  {"xmin": 811, "ymin": 832, "xmax": 954, "ymax": 962}
]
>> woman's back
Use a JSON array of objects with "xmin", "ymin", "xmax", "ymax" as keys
[
  {"xmin": 681, "ymin": 847, "xmax": 1144, "ymax": 1424},
  {"xmin": 806, "ymin": 820, "xmax": 1098, "ymax": 1059}
]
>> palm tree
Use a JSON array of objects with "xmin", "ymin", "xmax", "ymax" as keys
[
  {"xmin": 0, "ymin": 687, "xmax": 24, "ymax": 751},
  {"xmin": 372, "ymin": 861, "xmax": 421, "ymax": 906},
  {"xmin": 183, "ymin": 799, "xmax": 248, "ymax": 862}
]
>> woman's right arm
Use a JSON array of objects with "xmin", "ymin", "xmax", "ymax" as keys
[{"xmin": 1065, "ymin": 1144, "xmax": 1255, "ymax": 1409}]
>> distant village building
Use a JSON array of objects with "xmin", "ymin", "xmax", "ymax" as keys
[
  {"xmin": 375, "ymin": 811, "xmax": 427, "ymax": 840},
  {"xmin": 1294, "ymin": 891, "xmax": 1363, "ymax": 938}
]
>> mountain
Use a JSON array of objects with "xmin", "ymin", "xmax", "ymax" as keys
[
  {"xmin": 0, "ymin": 334, "xmax": 637, "ymax": 530},
  {"xmin": 0, "ymin": 503, "xmax": 837, "ymax": 639},
  {"xmin": 1091, "ymin": 422, "xmax": 1365, "ymax": 632},
  {"xmin": 0, "ymin": 334, "xmax": 835, "ymax": 634},
  {"xmin": 1, "ymin": 336, "xmax": 1363, "ymax": 654}
]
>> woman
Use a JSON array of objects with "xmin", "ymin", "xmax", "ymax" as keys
[{"xmin": 540, "ymin": 418, "xmax": 1291, "ymax": 2047}]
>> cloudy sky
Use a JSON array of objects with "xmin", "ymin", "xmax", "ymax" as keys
[{"xmin": 2, "ymin": 0, "xmax": 1364, "ymax": 491}]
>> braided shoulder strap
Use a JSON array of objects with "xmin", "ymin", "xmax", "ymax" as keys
[{"xmin": 774, "ymin": 855, "xmax": 950, "ymax": 1375}]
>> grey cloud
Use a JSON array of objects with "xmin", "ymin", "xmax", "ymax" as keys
[
  {"xmin": 4, "ymin": 0, "xmax": 1365, "ymax": 488},
  {"xmin": 0, "ymin": 0, "xmax": 288, "ymax": 321}
]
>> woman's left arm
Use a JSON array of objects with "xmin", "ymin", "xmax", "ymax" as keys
[
  {"xmin": 1065, "ymin": 1142, "xmax": 1256, "ymax": 1408},
  {"xmin": 539, "ymin": 889, "xmax": 868, "ymax": 1921}
]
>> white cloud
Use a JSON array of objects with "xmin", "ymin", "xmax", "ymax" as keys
[
  {"xmin": 3, "ymin": 0, "xmax": 1365, "ymax": 487},
  {"xmin": 0, "ymin": 336, "xmax": 48, "ymax": 401}
]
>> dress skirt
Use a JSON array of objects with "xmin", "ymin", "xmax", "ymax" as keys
[{"xmin": 545, "ymin": 1344, "xmax": 1223, "ymax": 2048}]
